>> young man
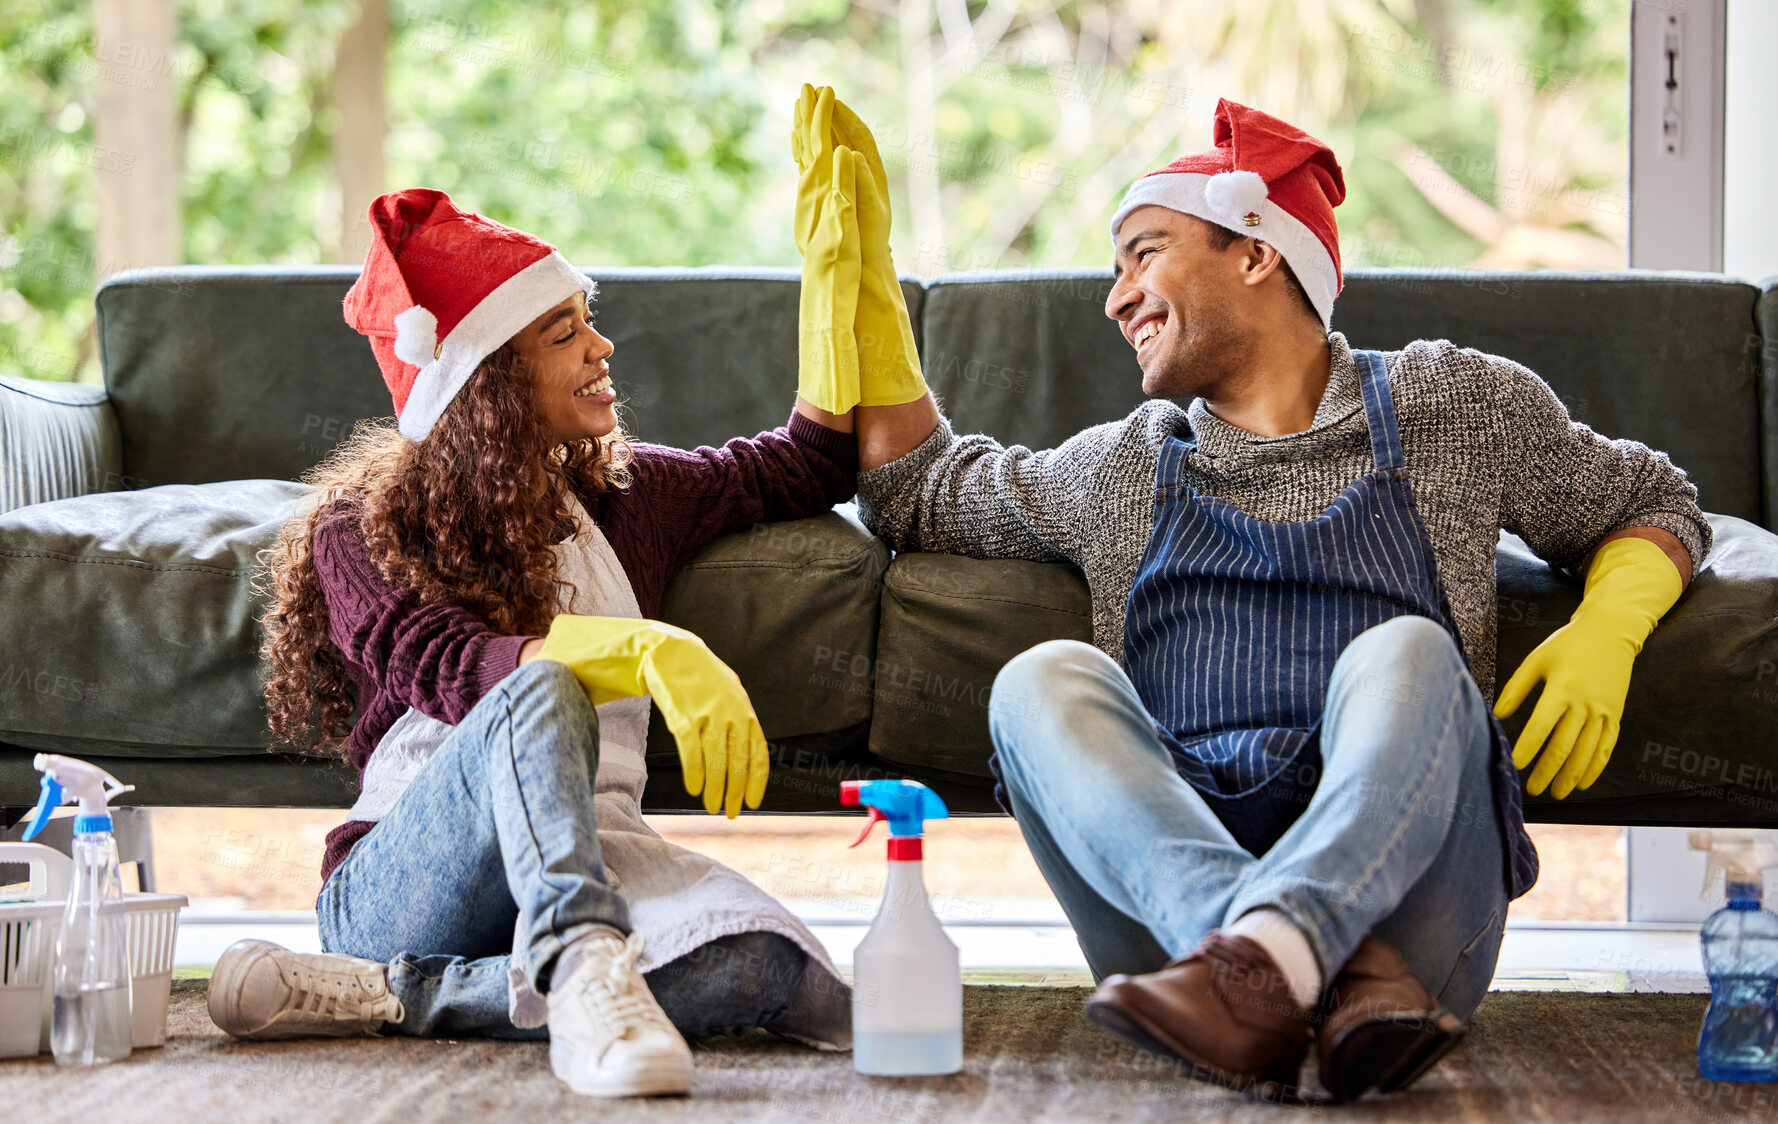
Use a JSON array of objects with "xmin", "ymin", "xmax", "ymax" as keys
[{"xmin": 792, "ymin": 90, "xmax": 1707, "ymax": 1100}]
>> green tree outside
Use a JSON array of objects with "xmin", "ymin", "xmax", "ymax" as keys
[{"xmin": 1, "ymin": 0, "xmax": 1630, "ymax": 384}]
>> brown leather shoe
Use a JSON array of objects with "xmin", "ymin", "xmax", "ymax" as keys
[
  {"xmin": 1316, "ymin": 935, "xmax": 1464, "ymax": 1102},
  {"xmin": 1083, "ymin": 931, "xmax": 1314, "ymax": 1097}
]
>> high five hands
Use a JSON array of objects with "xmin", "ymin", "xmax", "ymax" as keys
[
  {"xmin": 792, "ymin": 85, "xmax": 862, "ymax": 415},
  {"xmin": 792, "ymin": 84, "xmax": 928, "ymax": 415}
]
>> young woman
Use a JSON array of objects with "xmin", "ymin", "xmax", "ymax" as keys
[{"xmin": 206, "ymin": 188, "xmax": 855, "ymax": 1098}]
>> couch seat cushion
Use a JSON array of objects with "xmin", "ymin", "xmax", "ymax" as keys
[
  {"xmin": 0, "ymin": 484, "xmax": 887, "ymax": 781},
  {"xmin": 869, "ymin": 552, "xmax": 1092, "ymax": 780},
  {"xmin": 644, "ymin": 508, "xmax": 888, "ymax": 770},
  {"xmin": 0, "ymin": 480, "xmax": 311, "ymax": 758}
]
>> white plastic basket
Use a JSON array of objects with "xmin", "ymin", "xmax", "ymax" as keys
[
  {"xmin": 0, "ymin": 842, "xmax": 188, "ymax": 1054},
  {"xmin": 0, "ymin": 901, "xmax": 59, "ymax": 1060},
  {"xmin": 124, "ymin": 892, "xmax": 187, "ymax": 1048}
]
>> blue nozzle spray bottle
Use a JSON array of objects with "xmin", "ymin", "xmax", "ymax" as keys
[
  {"xmin": 1691, "ymin": 830, "xmax": 1778, "ymax": 1082},
  {"xmin": 25, "ymin": 753, "xmax": 136, "ymax": 1066},
  {"xmin": 840, "ymin": 778, "xmax": 961, "ymax": 1075}
]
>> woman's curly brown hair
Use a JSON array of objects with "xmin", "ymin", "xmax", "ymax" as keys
[{"xmin": 257, "ymin": 343, "xmax": 631, "ymax": 754}]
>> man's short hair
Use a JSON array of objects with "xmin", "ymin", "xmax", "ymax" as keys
[{"xmin": 1196, "ymin": 217, "xmax": 1323, "ymax": 330}]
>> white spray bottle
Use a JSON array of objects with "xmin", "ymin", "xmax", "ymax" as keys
[
  {"xmin": 841, "ymin": 778, "xmax": 961, "ymax": 1075},
  {"xmin": 24, "ymin": 753, "xmax": 136, "ymax": 1066}
]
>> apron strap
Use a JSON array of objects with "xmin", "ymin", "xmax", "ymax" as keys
[{"xmin": 1353, "ymin": 349, "xmax": 1406, "ymax": 473}]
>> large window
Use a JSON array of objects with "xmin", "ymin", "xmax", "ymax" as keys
[{"xmin": 3, "ymin": 0, "xmax": 1631, "ymax": 383}]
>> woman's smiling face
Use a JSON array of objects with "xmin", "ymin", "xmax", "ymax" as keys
[{"xmin": 513, "ymin": 290, "xmax": 618, "ymax": 444}]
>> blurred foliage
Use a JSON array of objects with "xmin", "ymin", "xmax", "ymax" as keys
[
  {"xmin": 2, "ymin": 0, "xmax": 108, "ymax": 381},
  {"xmin": 385, "ymin": 0, "xmax": 780, "ymax": 268},
  {"xmin": 2, "ymin": 0, "xmax": 1630, "ymax": 383},
  {"xmin": 1, "ymin": 0, "xmax": 357, "ymax": 380}
]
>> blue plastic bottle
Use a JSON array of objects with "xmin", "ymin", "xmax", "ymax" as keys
[{"xmin": 1693, "ymin": 831, "xmax": 1778, "ymax": 1083}]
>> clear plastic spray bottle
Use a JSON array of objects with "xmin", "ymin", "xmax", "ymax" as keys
[
  {"xmin": 1690, "ymin": 830, "xmax": 1778, "ymax": 1082},
  {"xmin": 24, "ymin": 753, "xmax": 136, "ymax": 1066},
  {"xmin": 840, "ymin": 779, "xmax": 961, "ymax": 1075}
]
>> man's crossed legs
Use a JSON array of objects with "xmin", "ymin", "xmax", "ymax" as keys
[{"xmin": 989, "ymin": 616, "xmax": 1509, "ymax": 1100}]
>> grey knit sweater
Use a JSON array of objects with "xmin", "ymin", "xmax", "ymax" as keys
[{"xmin": 856, "ymin": 333, "xmax": 1712, "ymax": 699}]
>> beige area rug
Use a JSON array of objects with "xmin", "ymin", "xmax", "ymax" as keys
[{"xmin": 4, "ymin": 982, "xmax": 1772, "ymax": 1123}]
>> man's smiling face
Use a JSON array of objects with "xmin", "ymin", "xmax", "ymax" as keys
[{"xmin": 1104, "ymin": 204, "xmax": 1251, "ymax": 402}]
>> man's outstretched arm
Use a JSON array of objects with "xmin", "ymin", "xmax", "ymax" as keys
[
  {"xmin": 1496, "ymin": 531, "xmax": 1687, "ymax": 799},
  {"xmin": 857, "ymin": 394, "xmax": 939, "ymax": 471},
  {"xmin": 795, "ymin": 395, "xmax": 855, "ymax": 435},
  {"xmin": 793, "ymin": 84, "xmax": 1086, "ymax": 562}
]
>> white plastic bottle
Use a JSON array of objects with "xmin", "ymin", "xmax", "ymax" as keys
[
  {"xmin": 24, "ymin": 754, "xmax": 136, "ymax": 1066},
  {"xmin": 841, "ymin": 779, "xmax": 962, "ymax": 1075}
]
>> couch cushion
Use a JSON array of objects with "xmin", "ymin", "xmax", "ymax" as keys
[
  {"xmin": 916, "ymin": 271, "xmax": 1143, "ymax": 459},
  {"xmin": 1336, "ymin": 272, "xmax": 1764, "ymax": 526},
  {"xmin": 867, "ymin": 518, "xmax": 1778, "ymax": 822},
  {"xmin": 97, "ymin": 269, "xmax": 386, "ymax": 490},
  {"xmin": 0, "ymin": 480, "xmax": 311, "ymax": 757},
  {"xmin": 96, "ymin": 267, "xmax": 924, "ymax": 488},
  {"xmin": 645, "ymin": 508, "xmax": 888, "ymax": 768},
  {"xmin": 919, "ymin": 269, "xmax": 1764, "ymax": 523},
  {"xmin": 643, "ymin": 506, "xmax": 896, "ymax": 813},
  {"xmin": 0, "ymin": 481, "xmax": 884, "ymax": 773},
  {"xmin": 868, "ymin": 552, "xmax": 1092, "ymax": 780}
]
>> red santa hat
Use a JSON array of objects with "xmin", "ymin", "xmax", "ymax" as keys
[
  {"xmin": 1110, "ymin": 99, "xmax": 1347, "ymax": 330},
  {"xmin": 343, "ymin": 188, "xmax": 595, "ymax": 440}
]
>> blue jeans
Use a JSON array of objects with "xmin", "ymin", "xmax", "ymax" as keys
[
  {"xmin": 318, "ymin": 660, "xmax": 804, "ymax": 1039},
  {"xmin": 989, "ymin": 616, "xmax": 1509, "ymax": 1020}
]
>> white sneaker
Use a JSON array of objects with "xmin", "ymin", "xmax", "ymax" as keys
[
  {"xmin": 547, "ymin": 928, "xmax": 693, "ymax": 1097},
  {"xmin": 208, "ymin": 938, "xmax": 405, "ymax": 1040}
]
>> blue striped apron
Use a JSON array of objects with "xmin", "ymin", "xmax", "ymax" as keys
[{"xmin": 1122, "ymin": 349, "xmax": 1529, "ymax": 885}]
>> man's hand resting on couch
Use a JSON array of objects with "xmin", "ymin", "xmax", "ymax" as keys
[{"xmin": 1495, "ymin": 531, "xmax": 1688, "ymax": 800}]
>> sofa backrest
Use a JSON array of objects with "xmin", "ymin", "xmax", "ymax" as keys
[
  {"xmin": 94, "ymin": 266, "xmax": 923, "ymax": 488},
  {"xmin": 95, "ymin": 265, "xmax": 1770, "ymax": 526},
  {"xmin": 919, "ymin": 269, "xmax": 1768, "ymax": 526},
  {"xmin": 1340, "ymin": 271, "xmax": 1763, "ymax": 526}
]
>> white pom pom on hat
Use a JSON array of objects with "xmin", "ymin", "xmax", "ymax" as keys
[
  {"xmin": 1204, "ymin": 169, "xmax": 1269, "ymax": 226},
  {"xmin": 392, "ymin": 304, "xmax": 439, "ymax": 368}
]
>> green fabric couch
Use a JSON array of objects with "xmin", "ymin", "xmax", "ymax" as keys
[{"xmin": 3, "ymin": 266, "xmax": 1776, "ymax": 830}]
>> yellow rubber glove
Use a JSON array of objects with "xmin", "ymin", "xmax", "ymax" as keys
[
  {"xmin": 820, "ymin": 87, "xmax": 929, "ymax": 407},
  {"xmin": 791, "ymin": 84, "xmax": 863, "ymax": 415},
  {"xmin": 1494, "ymin": 537, "xmax": 1685, "ymax": 799},
  {"xmin": 537, "ymin": 615, "xmax": 769, "ymax": 817}
]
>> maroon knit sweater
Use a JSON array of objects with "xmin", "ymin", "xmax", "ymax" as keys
[{"xmin": 311, "ymin": 412, "xmax": 858, "ymax": 888}]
